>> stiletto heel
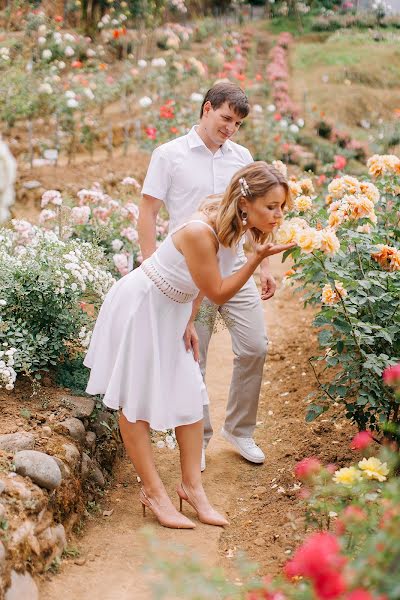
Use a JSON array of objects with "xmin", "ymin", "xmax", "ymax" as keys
[
  {"xmin": 177, "ymin": 483, "xmax": 229, "ymax": 527},
  {"xmin": 139, "ymin": 487, "xmax": 196, "ymax": 529}
]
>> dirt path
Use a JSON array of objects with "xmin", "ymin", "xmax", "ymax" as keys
[{"xmin": 38, "ymin": 255, "xmax": 354, "ymax": 598}]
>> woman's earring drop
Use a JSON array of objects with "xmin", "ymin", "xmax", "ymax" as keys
[{"xmin": 241, "ymin": 211, "xmax": 248, "ymax": 226}]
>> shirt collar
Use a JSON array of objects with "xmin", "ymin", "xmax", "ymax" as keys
[{"xmin": 187, "ymin": 125, "xmax": 233, "ymax": 154}]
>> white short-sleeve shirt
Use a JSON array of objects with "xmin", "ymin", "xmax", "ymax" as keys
[{"xmin": 142, "ymin": 125, "xmax": 253, "ymax": 232}]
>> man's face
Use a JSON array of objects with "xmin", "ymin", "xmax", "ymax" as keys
[{"xmin": 202, "ymin": 101, "xmax": 244, "ymax": 146}]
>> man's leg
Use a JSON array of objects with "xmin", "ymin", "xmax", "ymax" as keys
[
  {"xmin": 194, "ymin": 299, "xmax": 218, "ymax": 446},
  {"xmin": 223, "ymin": 276, "xmax": 268, "ymax": 441}
]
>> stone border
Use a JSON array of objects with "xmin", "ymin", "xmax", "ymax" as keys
[{"xmin": 0, "ymin": 395, "xmax": 121, "ymax": 600}]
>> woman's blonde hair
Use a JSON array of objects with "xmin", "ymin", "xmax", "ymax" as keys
[{"xmin": 200, "ymin": 161, "xmax": 292, "ymax": 248}]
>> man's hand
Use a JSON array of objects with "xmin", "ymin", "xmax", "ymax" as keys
[
  {"xmin": 260, "ymin": 269, "xmax": 277, "ymax": 301},
  {"xmin": 183, "ymin": 321, "xmax": 200, "ymax": 361}
]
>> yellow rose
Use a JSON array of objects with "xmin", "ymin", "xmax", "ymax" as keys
[
  {"xmin": 289, "ymin": 181, "xmax": 302, "ymax": 197},
  {"xmin": 333, "ymin": 466, "xmax": 363, "ymax": 486},
  {"xmin": 276, "ymin": 222, "xmax": 299, "ymax": 244},
  {"xmin": 347, "ymin": 195, "xmax": 375, "ymax": 220},
  {"xmin": 327, "ymin": 179, "xmax": 346, "ymax": 199},
  {"xmin": 321, "ymin": 284, "xmax": 337, "ymax": 305},
  {"xmin": 360, "ymin": 182, "xmax": 380, "ymax": 204},
  {"xmin": 328, "ymin": 212, "xmax": 343, "ymax": 230},
  {"xmin": 343, "ymin": 175, "xmax": 361, "ymax": 195},
  {"xmin": 297, "ymin": 228, "xmax": 321, "ymax": 253},
  {"xmin": 320, "ymin": 228, "xmax": 340, "ymax": 255},
  {"xmin": 358, "ymin": 457, "xmax": 389, "ymax": 482},
  {"xmin": 294, "ymin": 195, "xmax": 313, "ymax": 212},
  {"xmin": 299, "ymin": 178, "xmax": 315, "ymax": 196}
]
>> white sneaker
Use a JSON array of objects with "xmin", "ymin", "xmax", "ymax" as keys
[
  {"xmin": 220, "ymin": 427, "xmax": 265, "ymax": 464},
  {"xmin": 201, "ymin": 447, "xmax": 206, "ymax": 472}
]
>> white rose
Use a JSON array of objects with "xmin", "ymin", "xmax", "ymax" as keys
[
  {"xmin": 138, "ymin": 59, "xmax": 147, "ymax": 68},
  {"xmin": 42, "ymin": 49, "xmax": 52, "ymax": 60},
  {"xmin": 67, "ymin": 98, "xmax": 79, "ymax": 109},
  {"xmin": 65, "ymin": 46, "xmax": 75, "ymax": 57},
  {"xmin": 138, "ymin": 96, "xmax": 152, "ymax": 108},
  {"xmin": 38, "ymin": 36, "xmax": 46, "ymax": 45}
]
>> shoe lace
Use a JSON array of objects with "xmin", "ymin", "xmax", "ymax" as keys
[{"xmin": 241, "ymin": 437, "xmax": 259, "ymax": 450}]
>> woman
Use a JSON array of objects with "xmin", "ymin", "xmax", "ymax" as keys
[{"xmin": 84, "ymin": 161, "xmax": 294, "ymax": 530}]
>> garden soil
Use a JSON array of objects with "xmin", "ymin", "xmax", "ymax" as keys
[{"xmin": 37, "ymin": 255, "xmax": 355, "ymax": 600}]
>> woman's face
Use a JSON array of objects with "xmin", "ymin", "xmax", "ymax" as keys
[{"xmin": 244, "ymin": 185, "xmax": 286, "ymax": 233}]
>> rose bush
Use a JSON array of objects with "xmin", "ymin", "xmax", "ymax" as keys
[
  {"xmin": 0, "ymin": 222, "xmax": 114, "ymax": 388},
  {"xmin": 279, "ymin": 155, "xmax": 400, "ymax": 436}
]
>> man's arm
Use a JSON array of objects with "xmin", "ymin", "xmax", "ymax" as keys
[{"xmin": 137, "ymin": 194, "xmax": 163, "ymax": 260}]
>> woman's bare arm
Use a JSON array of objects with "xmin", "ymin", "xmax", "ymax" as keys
[{"xmin": 176, "ymin": 223, "xmax": 295, "ymax": 305}]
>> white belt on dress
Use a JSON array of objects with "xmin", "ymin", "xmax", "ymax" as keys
[{"xmin": 141, "ymin": 258, "xmax": 198, "ymax": 304}]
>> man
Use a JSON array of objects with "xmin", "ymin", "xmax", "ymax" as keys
[{"xmin": 138, "ymin": 82, "xmax": 276, "ymax": 470}]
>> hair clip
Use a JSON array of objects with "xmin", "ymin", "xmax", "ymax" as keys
[{"xmin": 239, "ymin": 177, "xmax": 251, "ymax": 197}]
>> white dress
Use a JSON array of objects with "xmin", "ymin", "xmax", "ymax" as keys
[{"xmin": 84, "ymin": 220, "xmax": 236, "ymax": 430}]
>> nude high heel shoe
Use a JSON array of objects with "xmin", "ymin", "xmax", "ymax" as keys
[
  {"xmin": 140, "ymin": 488, "xmax": 196, "ymax": 529},
  {"xmin": 177, "ymin": 483, "xmax": 229, "ymax": 527}
]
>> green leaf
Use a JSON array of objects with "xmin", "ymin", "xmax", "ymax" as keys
[{"xmin": 306, "ymin": 404, "xmax": 325, "ymax": 422}]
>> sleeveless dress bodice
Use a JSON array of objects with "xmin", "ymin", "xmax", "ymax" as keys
[{"xmin": 141, "ymin": 220, "xmax": 237, "ymax": 303}]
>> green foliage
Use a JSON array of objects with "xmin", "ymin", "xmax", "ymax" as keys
[{"xmin": 55, "ymin": 356, "xmax": 90, "ymax": 395}]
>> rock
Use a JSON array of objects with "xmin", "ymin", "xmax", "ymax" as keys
[
  {"xmin": 81, "ymin": 453, "xmax": 105, "ymax": 487},
  {"xmin": 0, "ymin": 540, "xmax": 6, "ymax": 570},
  {"xmin": 74, "ymin": 556, "xmax": 87, "ymax": 566},
  {"xmin": 10, "ymin": 520, "xmax": 35, "ymax": 547},
  {"xmin": 61, "ymin": 443, "xmax": 80, "ymax": 468},
  {"xmin": 53, "ymin": 457, "xmax": 70, "ymax": 479},
  {"xmin": 85, "ymin": 431, "xmax": 96, "ymax": 449},
  {"xmin": 34, "ymin": 510, "xmax": 53, "ymax": 535},
  {"xmin": 90, "ymin": 465, "xmax": 105, "ymax": 488},
  {"xmin": 14, "ymin": 450, "xmax": 62, "ymax": 491},
  {"xmin": 91, "ymin": 410, "xmax": 114, "ymax": 437},
  {"xmin": 61, "ymin": 417, "xmax": 86, "ymax": 443},
  {"xmin": 22, "ymin": 180, "xmax": 41, "ymax": 190},
  {"xmin": 5, "ymin": 570, "xmax": 39, "ymax": 600},
  {"xmin": 37, "ymin": 524, "xmax": 66, "ymax": 569},
  {"xmin": 254, "ymin": 538, "xmax": 265, "ymax": 547},
  {"xmin": 81, "ymin": 453, "xmax": 91, "ymax": 481},
  {"xmin": 62, "ymin": 395, "xmax": 95, "ymax": 418},
  {"xmin": 254, "ymin": 486, "xmax": 267, "ymax": 496},
  {"xmin": 0, "ymin": 432, "xmax": 35, "ymax": 453},
  {"xmin": 0, "ymin": 481, "xmax": 5, "ymax": 495},
  {"xmin": 41, "ymin": 426, "xmax": 52, "ymax": 436},
  {"xmin": 3, "ymin": 477, "xmax": 32, "ymax": 500}
]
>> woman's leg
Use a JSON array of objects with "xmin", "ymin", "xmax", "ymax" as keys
[
  {"xmin": 175, "ymin": 419, "xmax": 228, "ymax": 526},
  {"xmin": 119, "ymin": 414, "xmax": 163, "ymax": 495},
  {"xmin": 119, "ymin": 413, "xmax": 195, "ymax": 528}
]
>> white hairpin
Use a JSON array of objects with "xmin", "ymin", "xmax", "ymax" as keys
[{"xmin": 239, "ymin": 177, "xmax": 251, "ymax": 197}]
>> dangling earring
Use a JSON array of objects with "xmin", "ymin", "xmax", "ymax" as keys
[{"xmin": 241, "ymin": 211, "xmax": 248, "ymax": 226}]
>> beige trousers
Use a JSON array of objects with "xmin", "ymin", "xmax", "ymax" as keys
[{"xmin": 195, "ymin": 257, "xmax": 268, "ymax": 444}]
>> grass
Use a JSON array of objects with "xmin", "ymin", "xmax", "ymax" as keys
[{"xmin": 290, "ymin": 30, "xmax": 400, "ymax": 132}]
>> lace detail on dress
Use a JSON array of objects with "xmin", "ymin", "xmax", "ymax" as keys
[{"xmin": 141, "ymin": 257, "xmax": 198, "ymax": 304}]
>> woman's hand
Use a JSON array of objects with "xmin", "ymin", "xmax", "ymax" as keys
[
  {"xmin": 255, "ymin": 241, "xmax": 297, "ymax": 260},
  {"xmin": 183, "ymin": 321, "xmax": 200, "ymax": 362}
]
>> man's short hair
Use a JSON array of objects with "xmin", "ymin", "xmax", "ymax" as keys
[{"xmin": 200, "ymin": 82, "xmax": 250, "ymax": 119}]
